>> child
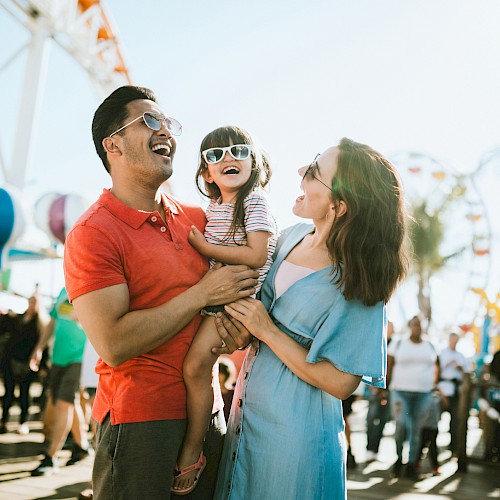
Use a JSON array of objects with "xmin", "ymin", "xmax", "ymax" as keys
[{"xmin": 171, "ymin": 126, "xmax": 277, "ymax": 495}]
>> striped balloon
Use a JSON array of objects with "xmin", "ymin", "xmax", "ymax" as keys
[
  {"xmin": 34, "ymin": 192, "xmax": 88, "ymax": 244},
  {"xmin": 0, "ymin": 186, "xmax": 26, "ymax": 269}
]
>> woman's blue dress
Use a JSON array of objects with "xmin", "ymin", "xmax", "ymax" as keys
[{"xmin": 214, "ymin": 223, "xmax": 387, "ymax": 500}]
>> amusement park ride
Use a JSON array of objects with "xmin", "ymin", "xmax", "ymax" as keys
[
  {"xmin": 390, "ymin": 150, "xmax": 500, "ymax": 357},
  {"xmin": 0, "ymin": 0, "xmax": 130, "ymax": 269},
  {"xmin": 391, "ymin": 150, "xmax": 500, "ymax": 354}
]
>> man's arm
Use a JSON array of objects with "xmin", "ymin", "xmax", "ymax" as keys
[{"xmin": 72, "ymin": 264, "xmax": 258, "ymax": 367}]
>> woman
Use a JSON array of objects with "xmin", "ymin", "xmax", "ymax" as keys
[
  {"xmin": 213, "ymin": 138, "xmax": 408, "ymax": 499},
  {"xmin": 1, "ymin": 294, "xmax": 48, "ymax": 434},
  {"xmin": 387, "ymin": 315, "xmax": 439, "ymax": 479}
]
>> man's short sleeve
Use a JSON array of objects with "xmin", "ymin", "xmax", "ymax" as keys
[{"xmin": 64, "ymin": 224, "xmax": 127, "ymax": 302}]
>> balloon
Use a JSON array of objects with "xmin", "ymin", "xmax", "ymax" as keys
[
  {"xmin": 34, "ymin": 192, "xmax": 60, "ymax": 239},
  {"xmin": 0, "ymin": 185, "xmax": 26, "ymax": 269},
  {"xmin": 34, "ymin": 192, "xmax": 89, "ymax": 244}
]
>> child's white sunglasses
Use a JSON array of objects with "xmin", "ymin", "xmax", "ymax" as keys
[{"xmin": 202, "ymin": 144, "xmax": 252, "ymax": 164}]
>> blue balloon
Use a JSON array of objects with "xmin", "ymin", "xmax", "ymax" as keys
[{"xmin": 0, "ymin": 188, "xmax": 15, "ymax": 268}]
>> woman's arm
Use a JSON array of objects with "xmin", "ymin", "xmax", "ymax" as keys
[
  {"xmin": 221, "ymin": 298, "xmax": 361, "ymax": 399},
  {"xmin": 188, "ymin": 226, "xmax": 271, "ymax": 269}
]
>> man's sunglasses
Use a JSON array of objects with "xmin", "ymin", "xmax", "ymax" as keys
[
  {"xmin": 202, "ymin": 144, "xmax": 252, "ymax": 164},
  {"xmin": 109, "ymin": 112, "xmax": 182, "ymax": 138}
]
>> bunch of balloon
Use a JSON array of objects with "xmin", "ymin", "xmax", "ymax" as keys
[
  {"xmin": 0, "ymin": 186, "xmax": 27, "ymax": 290},
  {"xmin": 34, "ymin": 192, "xmax": 89, "ymax": 246}
]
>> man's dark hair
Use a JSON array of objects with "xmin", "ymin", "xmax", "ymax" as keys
[{"xmin": 92, "ymin": 86, "xmax": 157, "ymax": 173}]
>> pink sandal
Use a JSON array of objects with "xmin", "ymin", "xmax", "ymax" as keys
[{"xmin": 171, "ymin": 452, "xmax": 207, "ymax": 496}]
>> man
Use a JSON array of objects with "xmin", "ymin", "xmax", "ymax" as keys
[
  {"xmin": 63, "ymin": 86, "xmax": 257, "ymax": 499},
  {"xmin": 438, "ymin": 329, "xmax": 468, "ymax": 454},
  {"xmin": 30, "ymin": 287, "xmax": 90, "ymax": 475}
]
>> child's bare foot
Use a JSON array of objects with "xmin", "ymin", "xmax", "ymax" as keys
[{"xmin": 171, "ymin": 449, "xmax": 206, "ymax": 495}]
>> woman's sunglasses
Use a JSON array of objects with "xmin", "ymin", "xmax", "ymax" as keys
[
  {"xmin": 109, "ymin": 112, "xmax": 182, "ymax": 137},
  {"xmin": 202, "ymin": 144, "xmax": 252, "ymax": 164},
  {"xmin": 303, "ymin": 153, "xmax": 336, "ymax": 193}
]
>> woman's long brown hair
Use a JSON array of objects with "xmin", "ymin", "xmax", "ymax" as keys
[{"xmin": 328, "ymin": 138, "xmax": 409, "ymax": 306}]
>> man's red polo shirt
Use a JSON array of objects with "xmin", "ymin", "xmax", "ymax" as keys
[{"xmin": 64, "ymin": 189, "xmax": 221, "ymax": 424}]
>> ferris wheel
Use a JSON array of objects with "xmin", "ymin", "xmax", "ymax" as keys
[
  {"xmin": 0, "ymin": 0, "xmax": 131, "ymax": 190},
  {"xmin": 390, "ymin": 151, "xmax": 492, "ymax": 330}
]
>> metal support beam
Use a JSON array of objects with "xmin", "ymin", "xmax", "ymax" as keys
[
  {"xmin": 0, "ymin": 0, "xmax": 131, "ymax": 188},
  {"xmin": 7, "ymin": 18, "xmax": 50, "ymax": 189}
]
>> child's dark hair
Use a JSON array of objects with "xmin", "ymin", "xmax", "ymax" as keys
[{"xmin": 195, "ymin": 126, "xmax": 272, "ymax": 242}]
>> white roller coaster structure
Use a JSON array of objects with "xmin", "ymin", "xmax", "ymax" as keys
[{"xmin": 0, "ymin": 0, "xmax": 131, "ymax": 189}]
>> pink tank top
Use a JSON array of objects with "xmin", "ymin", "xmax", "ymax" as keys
[{"xmin": 274, "ymin": 260, "xmax": 315, "ymax": 299}]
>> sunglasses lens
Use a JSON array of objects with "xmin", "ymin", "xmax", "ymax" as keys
[
  {"xmin": 203, "ymin": 144, "xmax": 252, "ymax": 164},
  {"xmin": 143, "ymin": 114, "xmax": 183, "ymax": 136},
  {"xmin": 143, "ymin": 113, "xmax": 161, "ymax": 131},
  {"xmin": 230, "ymin": 145, "xmax": 251, "ymax": 160},
  {"xmin": 168, "ymin": 117, "xmax": 182, "ymax": 136},
  {"xmin": 204, "ymin": 148, "xmax": 224, "ymax": 164}
]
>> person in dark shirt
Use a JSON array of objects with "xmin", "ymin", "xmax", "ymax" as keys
[{"xmin": 1, "ymin": 295, "xmax": 49, "ymax": 434}]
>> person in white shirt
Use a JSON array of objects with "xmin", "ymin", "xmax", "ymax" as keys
[
  {"xmin": 438, "ymin": 329, "xmax": 468, "ymax": 453},
  {"xmin": 387, "ymin": 315, "xmax": 440, "ymax": 479}
]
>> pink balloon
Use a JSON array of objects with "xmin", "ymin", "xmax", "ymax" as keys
[{"xmin": 48, "ymin": 195, "xmax": 66, "ymax": 244}]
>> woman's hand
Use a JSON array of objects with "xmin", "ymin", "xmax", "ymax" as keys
[{"xmin": 224, "ymin": 297, "xmax": 276, "ymax": 342}]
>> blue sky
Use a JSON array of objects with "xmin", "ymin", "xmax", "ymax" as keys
[{"xmin": 1, "ymin": 0, "xmax": 500, "ymax": 335}]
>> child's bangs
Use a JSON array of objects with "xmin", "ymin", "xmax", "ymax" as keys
[{"xmin": 202, "ymin": 126, "xmax": 253, "ymax": 150}]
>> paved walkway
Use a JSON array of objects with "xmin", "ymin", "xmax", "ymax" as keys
[
  {"xmin": 0, "ymin": 419, "xmax": 91, "ymax": 499},
  {"xmin": 0, "ymin": 400, "xmax": 498, "ymax": 499}
]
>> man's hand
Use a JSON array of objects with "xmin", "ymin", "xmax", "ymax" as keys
[
  {"xmin": 198, "ymin": 263, "xmax": 259, "ymax": 307},
  {"xmin": 212, "ymin": 313, "xmax": 253, "ymax": 355}
]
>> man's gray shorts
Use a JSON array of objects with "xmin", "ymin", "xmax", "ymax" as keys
[
  {"xmin": 48, "ymin": 363, "xmax": 82, "ymax": 404},
  {"xmin": 93, "ymin": 410, "xmax": 226, "ymax": 499}
]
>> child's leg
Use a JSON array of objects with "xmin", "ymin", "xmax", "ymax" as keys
[{"xmin": 172, "ymin": 316, "xmax": 220, "ymax": 492}]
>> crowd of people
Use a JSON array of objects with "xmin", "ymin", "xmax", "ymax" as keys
[
  {"xmin": 355, "ymin": 317, "xmax": 475, "ymax": 479},
  {"xmin": 0, "ymin": 85, "xmax": 498, "ymax": 500},
  {"xmin": 0, "ymin": 287, "xmax": 97, "ymax": 463}
]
